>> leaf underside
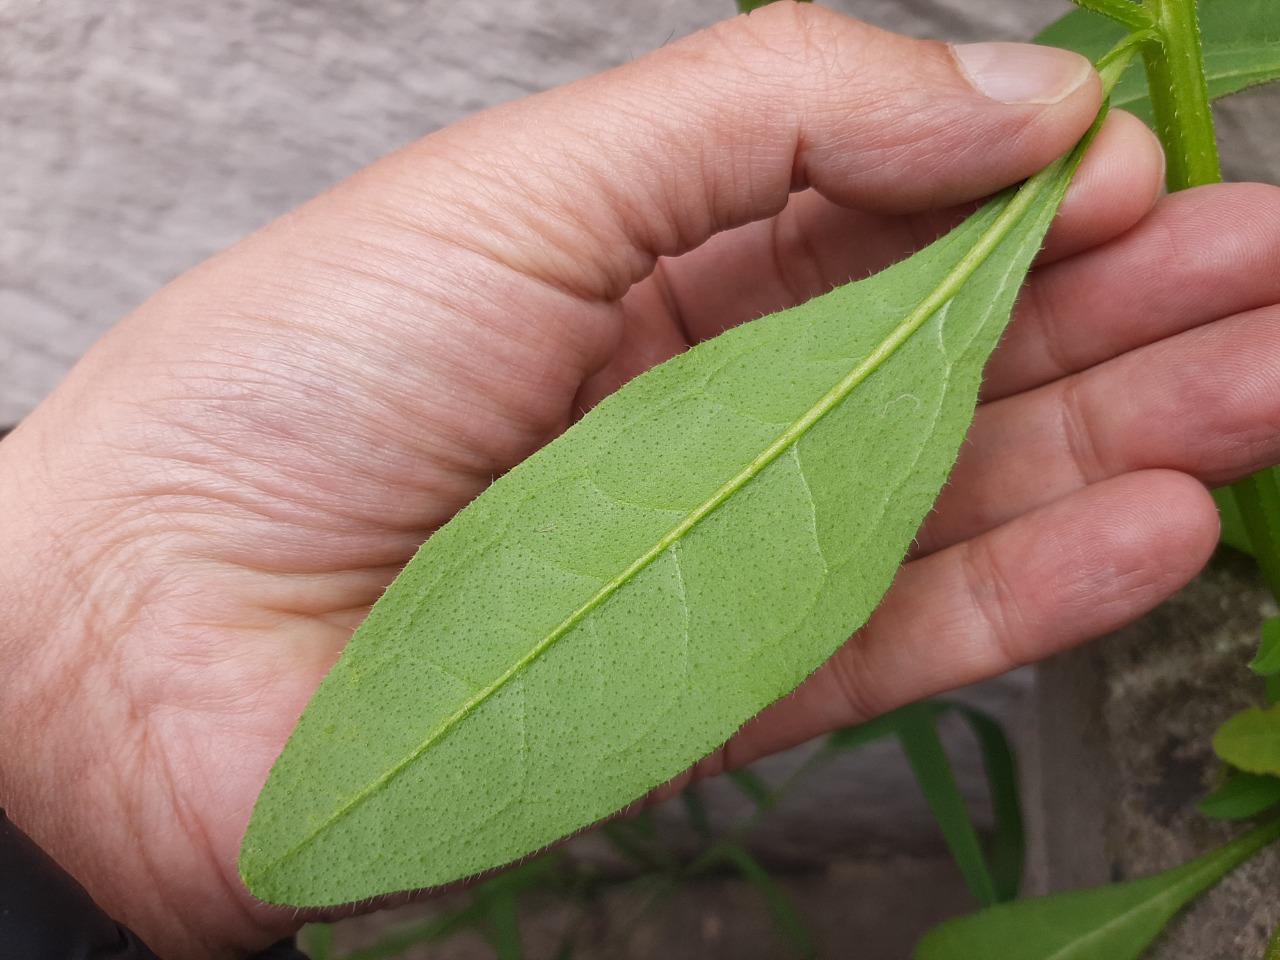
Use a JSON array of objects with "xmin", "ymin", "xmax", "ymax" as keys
[
  {"xmin": 240, "ymin": 125, "xmax": 1095, "ymax": 908},
  {"xmin": 1038, "ymin": 0, "xmax": 1280, "ymax": 124}
]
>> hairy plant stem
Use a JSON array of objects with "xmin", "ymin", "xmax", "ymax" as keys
[
  {"xmin": 1142, "ymin": 0, "xmax": 1222, "ymax": 188},
  {"xmin": 1133, "ymin": 0, "xmax": 1280, "ymax": 597}
]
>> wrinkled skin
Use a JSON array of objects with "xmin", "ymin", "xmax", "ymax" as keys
[{"xmin": 2, "ymin": 5, "xmax": 1279, "ymax": 957}]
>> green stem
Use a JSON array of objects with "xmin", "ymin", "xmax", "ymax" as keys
[
  {"xmin": 1139, "ymin": 0, "xmax": 1280, "ymax": 598},
  {"xmin": 1142, "ymin": 0, "xmax": 1221, "ymax": 190}
]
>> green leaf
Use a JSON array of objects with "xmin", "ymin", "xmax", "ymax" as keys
[
  {"xmin": 1198, "ymin": 769, "xmax": 1280, "ymax": 820},
  {"xmin": 239, "ymin": 110, "xmax": 1105, "ymax": 909},
  {"xmin": 1267, "ymin": 920, "xmax": 1280, "ymax": 960},
  {"xmin": 826, "ymin": 701, "xmax": 1024, "ymax": 904},
  {"xmin": 1214, "ymin": 485, "xmax": 1256, "ymax": 557},
  {"xmin": 1038, "ymin": 0, "xmax": 1280, "ymax": 125},
  {"xmin": 1229, "ymin": 469, "xmax": 1280, "ymax": 602},
  {"xmin": 297, "ymin": 925, "xmax": 334, "ymax": 960},
  {"xmin": 1252, "ymin": 617, "xmax": 1280, "ymax": 676},
  {"xmin": 914, "ymin": 820, "xmax": 1280, "ymax": 960},
  {"xmin": 679, "ymin": 783, "xmax": 714, "ymax": 840},
  {"xmin": 1214, "ymin": 707, "xmax": 1280, "ymax": 775},
  {"xmin": 895, "ymin": 704, "xmax": 1000, "ymax": 908},
  {"xmin": 736, "ymin": 0, "xmax": 810, "ymax": 12},
  {"xmin": 480, "ymin": 888, "xmax": 524, "ymax": 960},
  {"xmin": 706, "ymin": 844, "xmax": 817, "ymax": 958},
  {"xmin": 726, "ymin": 768, "xmax": 775, "ymax": 813},
  {"xmin": 825, "ymin": 705, "xmax": 919, "ymax": 753},
  {"xmin": 950, "ymin": 704, "xmax": 1025, "ymax": 902},
  {"xmin": 1267, "ymin": 674, "xmax": 1280, "ymax": 706}
]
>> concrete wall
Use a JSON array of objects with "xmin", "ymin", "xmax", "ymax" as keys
[{"xmin": 2, "ymin": 0, "xmax": 1065, "ymax": 425}]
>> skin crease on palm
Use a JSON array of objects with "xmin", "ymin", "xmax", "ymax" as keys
[{"xmin": 3, "ymin": 3, "xmax": 1280, "ymax": 956}]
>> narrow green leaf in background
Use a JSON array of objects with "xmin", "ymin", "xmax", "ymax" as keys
[
  {"xmin": 1251, "ymin": 617, "xmax": 1280, "ymax": 676},
  {"xmin": 707, "ymin": 844, "xmax": 817, "ymax": 959},
  {"xmin": 895, "ymin": 704, "xmax": 1000, "ymax": 908},
  {"xmin": 727, "ymin": 768, "xmax": 775, "ymax": 813},
  {"xmin": 1214, "ymin": 707, "xmax": 1280, "ymax": 775},
  {"xmin": 914, "ymin": 820, "xmax": 1280, "ymax": 960},
  {"xmin": 736, "ymin": 0, "xmax": 810, "ymax": 12},
  {"xmin": 239, "ymin": 85, "xmax": 1111, "ymax": 910},
  {"xmin": 950, "ymin": 704, "xmax": 1024, "ymax": 902},
  {"xmin": 827, "ymin": 700, "xmax": 1024, "ymax": 906},
  {"xmin": 1267, "ymin": 920, "xmax": 1280, "ymax": 960},
  {"xmin": 1198, "ymin": 769, "xmax": 1280, "ymax": 820},
  {"xmin": 1216, "ymin": 485, "xmax": 1255, "ymax": 557},
  {"xmin": 1038, "ymin": 0, "xmax": 1280, "ymax": 125}
]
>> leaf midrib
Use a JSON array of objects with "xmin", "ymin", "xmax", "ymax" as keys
[{"xmin": 253, "ymin": 156, "xmax": 1065, "ymax": 881}]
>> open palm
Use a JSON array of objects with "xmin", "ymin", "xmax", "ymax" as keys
[{"xmin": 3, "ymin": 7, "xmax": 1280, "ymax": 958}]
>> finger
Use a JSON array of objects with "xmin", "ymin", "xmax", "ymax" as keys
[
  {"xmin": 26, "ymin": 4, "xmax": 1104, "ymax": 563},
  {"xmin": 632, "ymin": 109, "xmax": 1163, "ymax": 355},
  {"xmin": 985, "ymin": 181, "xmax": 1280, "ymax": 401},
  {"xmin": 916, "ymin": 303, "xmax": 1280, "ymax": 555},
  {"xmin": 711, "ymin": 469, "xmax": 1218, "ymax": 767},
  {"xmin": 1037, "ymin": 110, "xmax": 1165, "ymax": 262}
]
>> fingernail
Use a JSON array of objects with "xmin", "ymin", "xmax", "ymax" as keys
[{"xmin": 952, "ymin": 42, "xmax": 1093, "ymax": 105}]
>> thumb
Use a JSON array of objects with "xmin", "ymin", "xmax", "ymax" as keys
[{"xmin": 383, "ymin": 0, "xmax": 1101, "ymax": 302}]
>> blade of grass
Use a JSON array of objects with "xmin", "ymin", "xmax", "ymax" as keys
[
  {"xmin": 896, "ymin": 703, "xmax": 1000, "ymax": 907},
  {"xmin": 1213, "ymin": 487, "xmax": 1255, "ymax": 556},
  {"xmin": 1198, "ymin": 769, "xmax": 1280, "ymax": 820},
  {"xmin": 600, "ymin": 817, "xmax": 674, "ymax": 873},
  {"xmin": 480, "ymin": 887, "xmax": 524, "ymax": 960},
  {"xmin": 727, "ymin": 768, "xmax": 775, "ymax": 813},
  {"xmin": 706, "ymin": 843, "xmax": 818, "ymax": 959},
  {"xmin": 949, "ymin": 704, "xmax": 1025, "ymax": 902},
  {"xmin": 680, "ymin": 783, "xmax": 714, "ymax": 840},
  {"xmin": 298, "ymin": 925, "xmax": 334, "ymax": 960},
  {"xmin": 337, "ymin": 909, "xmax": 483, "ymax": 960}
]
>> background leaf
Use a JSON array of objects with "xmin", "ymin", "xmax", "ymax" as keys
[
  {"xmin": 949, "ymin": 703, "xmax": 1024, "ymax": 902},
  {"xmin": 1038, "ymin": 0, "xmax": 1280, "ymax": 125},
  {"xmin": 1214, "ymin": 707, "xmax": 1280, "ymax": 775},
  {"xmin": 914, "ymin": 820, "xmax": 1280, "ymax": 960},
  {"xmin": 704, "ymin": 844, "xmax": 817, "ymax": 958},
  {"xmin": 826, "ymin": 701, "xmax": 1023, "ymax": 906},
  {"xmin": 895, "ymin": 704, "xmax": 1000, "ymax": 907},
  {"xmin": 736, "ymin": 0, "xmax": 810, "ymax": 11},
  {"xmin": 1253, "ymin": 617, "xmax": 1280, "ymax": 676},
  {"xmin": 1198, "ymin": 769, "xmax": 1280, "ymax": 820},
  {"xmin": 240, "ymin": 113, "xmax": 1101, "ymax": 909}
]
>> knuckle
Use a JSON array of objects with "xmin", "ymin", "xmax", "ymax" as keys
[{"xmin": 960, "ymin": 536, "xmax": 1033, "ymax": 670}]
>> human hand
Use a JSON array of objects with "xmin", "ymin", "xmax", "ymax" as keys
[{"xmin": 3, "ymin": 4, "xmax": 1279, "ymax": 956}]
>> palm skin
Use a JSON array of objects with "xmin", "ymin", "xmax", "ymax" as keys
[{"xmin": 2, "ymin": 5, "xmax": 1280, "ymax": 958}]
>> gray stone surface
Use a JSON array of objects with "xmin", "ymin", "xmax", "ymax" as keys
[
  {"xmin": 1034, "ymin": 551, "xmax": 1280, "ymax": 959},
  {"xmin": 2, "ymin": 0, "xmax": 1065, "ymax": 424}
]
